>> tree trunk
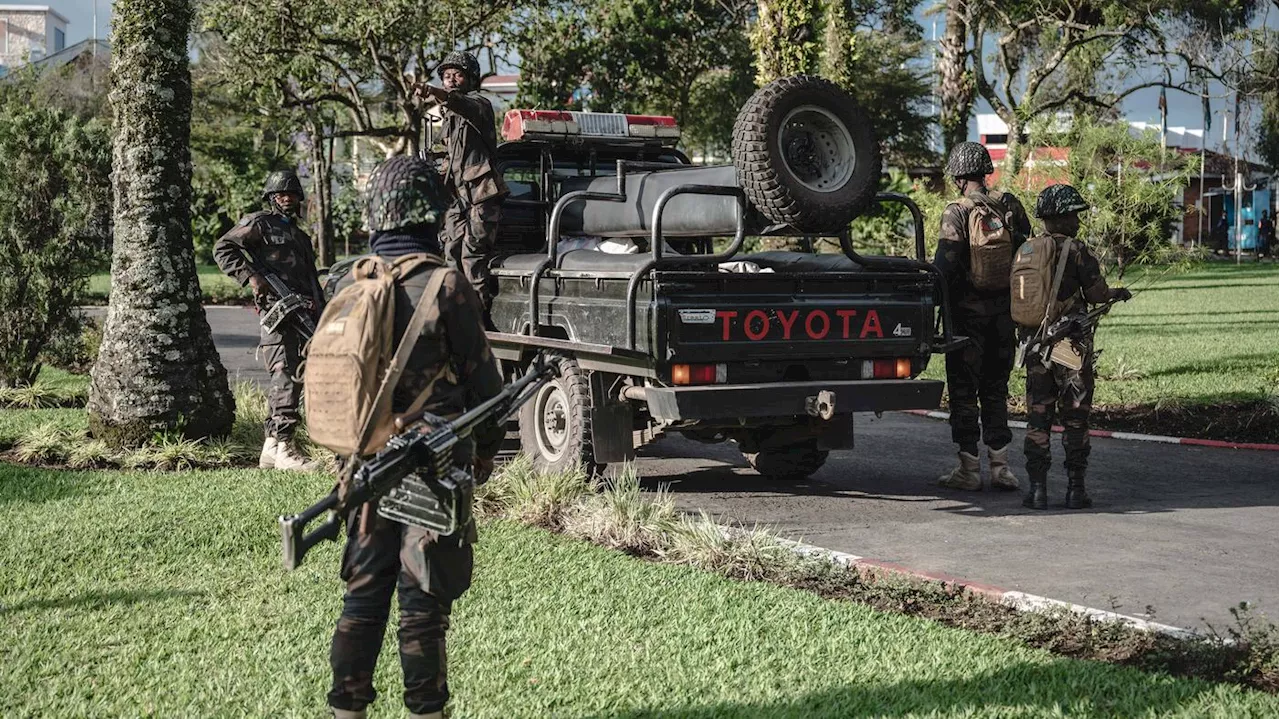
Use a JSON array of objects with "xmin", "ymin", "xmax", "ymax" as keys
[
  {"xmin": 87, "ymin": 0, "xmax": 235, "ymax": 446},
  {"xmin": 819, "ymin": 0, "xmax": 850, "ymax": 86},
  {"xmin": 1003, "ymin": 114, "xmax": 1026, "ymax": 177},
  {"xmin": 308, "ymin": 124, "xmax": 336, "ymax": 267},
  {"xmin": 938, "ymin": 0, "xmax": 973, "ymax": 157},
  {"xmin": 752, "ymin": 0, "xmax": 820, "ymax": 86}
]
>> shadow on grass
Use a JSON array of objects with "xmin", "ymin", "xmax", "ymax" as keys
[
  {"xmin": 0, "ymin": 588, "xmax": 207, "ymax": 615},
  {"xmin": 584, "ymin": 661, "xmax": 1245, "ymax": 718},
  {"xmin": 1132, "ymin": 282, "xmax": 1277, "ymax": 292},
  {"xmin": 1140, "ymin": 354, "xmax": 1279, "ymax": 380},
  {"xmin": 0, "ymin": 464, "xmax": 102, "ymax": 508}
]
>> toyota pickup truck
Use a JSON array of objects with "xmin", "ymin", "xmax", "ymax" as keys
[{"xmin": 328, "ymin": 76, "xmax": 960, "ymax": 479}]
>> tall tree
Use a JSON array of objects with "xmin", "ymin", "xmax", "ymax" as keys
[
  {"xmin": 753, "ymin": 0, "xmax": 823, "ymax": 83},
  {"xmin": 937, "ymin": 0, "xmax": 974, "ymax": 156},
  {"xmin": 967, "ymin": 0, "xmax": 1264, "ymax": 174},
  {"xmin": 88, "ymin": 0, "xmax": 235, "ymax": 445}
]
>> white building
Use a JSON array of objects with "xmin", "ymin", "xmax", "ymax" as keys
[{"xmin": 0, "ymin": 4, "xmax": 69, "ymax": 75}]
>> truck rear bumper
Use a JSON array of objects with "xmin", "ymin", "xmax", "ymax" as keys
[{"xmin": 643, "ymin": 379, "xmax": 944, "ymax": 421}]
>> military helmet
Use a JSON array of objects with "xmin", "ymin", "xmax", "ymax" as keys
[
  {"xmin": 365, "ymin": 155, "xmax": 447, "ymax": 233},
  {"xmin": 944, "ymin": 141, "xmax": 995, "ymax": 178},
  {"xmin": 262, "ymin": 170, "xmax": 305, "ymax": 201},
  {"xmin": 1035, "ymin": 184, "xmax": 1090, "ymax": 219},
  {"xmin": 437, "ymin": 50, "xmax": 481, "ymax": 85}
]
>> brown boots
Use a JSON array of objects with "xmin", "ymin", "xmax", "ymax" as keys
[{"xmin": 937, "ymin": 446, "xmax": 1020, "ymax": 491}]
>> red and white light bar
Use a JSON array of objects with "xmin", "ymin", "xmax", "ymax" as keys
[{"xmin": 502, "ymin": 110, "xmax": 680, "ymax": 144}]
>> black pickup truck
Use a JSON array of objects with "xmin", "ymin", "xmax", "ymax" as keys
[
  {"xmin": 328, "ymin": 77, "xmax": 960, "ymax": 479},
  {"xmin": 477, "ymin": 77, "xmax": 960, "ymax": 479}
]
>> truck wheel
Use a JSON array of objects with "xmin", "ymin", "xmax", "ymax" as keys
[
  {"xmin": 732, "ymin": 75, "xmax": 881, "ymax": 233},
  {"xmin": 518, "ymin": 354, "xmax": 602, "ymax": 476},
  {"xmin": 743, "ymin": 440, "xmax": 829, "ymax": 480}
]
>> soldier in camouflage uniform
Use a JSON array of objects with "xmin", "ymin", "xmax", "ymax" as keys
[
  {"xmin": 415, "ymin": 50, "xmax": 509, "ymax": 313},
  {"xmin": 327, "ymin": 156, "xmax": 504, "ymax": 719},
  {"xmin": 1021, "ymin": 184, "xmax": 1131, "ymax": 510},
  {"xmin": 934, "ymin": 142, "xmax": 1032, "ymax": 491},
  {"xmin": 214, "ymin": 170, "xmax": 323, "ymax": 470}
]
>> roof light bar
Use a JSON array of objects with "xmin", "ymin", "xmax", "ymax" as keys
[{"xmin": 502, "ymin": 110, "xmax": 680, "ymax": 144}]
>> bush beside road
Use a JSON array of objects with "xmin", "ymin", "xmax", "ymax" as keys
[
  {"xmin": 86, "ymin": 264, "xmax": 252, "ymax": 305},
  {"xmin": 0, "ymin": 462, "xmax": 1273, "ymax": 717}
]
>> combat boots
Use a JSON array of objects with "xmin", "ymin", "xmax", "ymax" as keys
[
  {"xmin": 273, "ymin": 438, "xmax": 319, "ymax": 471},
  {"xmin": 937, "ymin": 451, "xmax": 982, "ymax": 490},
  {"xmin": 409, "ymin": 713, "xmax": 444, "ymax": 719},
  {"xmin": 331, "ymin": 709, "xmax": 365, "ymax": 719},
  {"xmin": 258, "ymin": 437, "xmax": 278, "ymax": 469},
  {"xmin": 1064, "ymin": 470, "xmax": 1093, "ymax": 509},
  {"xmin": 1022, "ymin": 470, "xmax": 1048, "ymax": 510},
  {"xmin": 987, "ymin": 445, "xmax": 1020, "ymax": 491}
]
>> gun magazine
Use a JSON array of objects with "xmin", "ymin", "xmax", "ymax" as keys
[{"xmin": 376, "ymin": 472, "xmax": 464, "ymax": 536}]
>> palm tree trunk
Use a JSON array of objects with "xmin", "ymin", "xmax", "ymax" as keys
[
  {"xmin": 938, "ymin": 0, "xmax": 973, "ymax": 157},
  {"xmin": 87, "ymin": 0, "xmax": 234, "ymax": 446}
]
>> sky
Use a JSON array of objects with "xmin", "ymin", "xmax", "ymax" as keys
[{"xmin": 51, "ymin": 0, "xmax": 1276, "ymax": 158}]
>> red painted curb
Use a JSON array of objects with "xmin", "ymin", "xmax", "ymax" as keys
[
  {"xmin": 853, "ymin": 559, "xmax": 1009, "ymax": 602},
  {"xmin": 900, "ymin": 410, "xmax": 1277, "ymax": 452}
]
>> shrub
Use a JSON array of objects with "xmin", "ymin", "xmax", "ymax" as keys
[{"xmin": 0, "ymin": 77, "xmax": 111, "ymax": 387}]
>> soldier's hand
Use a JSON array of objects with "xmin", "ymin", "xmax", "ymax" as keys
[
  {"xmin": 1111, "ymin": 287, "xmax": 1133, "ymax": 303},
  {"xmin": 473, "ymin": 456, "xmax": 495, "ymax": 485},
  {"xmin": 413, "ymin": 82, "xmax": 447, "ymax": 104},
  {"xmin": 248, "ymin": 274, "xmax": 270, "ymax": 304}
]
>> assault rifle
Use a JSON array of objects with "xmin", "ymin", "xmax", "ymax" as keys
[
  {"xmin": 278, "ymin": 357, "xmax": 556, "ymax": 571},
  {"xmin": 1022, "ymin": 298, "xmax": 1120, "ymax": 369},
  {"xmin": 234, "ymin": 246, "xmax": 318, "ymax": 342}
]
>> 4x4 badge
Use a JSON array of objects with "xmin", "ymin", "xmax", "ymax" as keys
[{"xmin": 892, "ymin": 323, "xmax": 912, "ymax": 337}]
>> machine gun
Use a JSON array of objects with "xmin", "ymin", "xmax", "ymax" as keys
[
  {"xmin": 1022, "ymin": 298, "xmax": 1120, "ymax": 370},
  {"xmin": 234, "ymin": 246, "xmax": 318, "ymax": 341},
  {"xmin": 278, "ymin": 358, "xmax": 556, "ymax": 571}
]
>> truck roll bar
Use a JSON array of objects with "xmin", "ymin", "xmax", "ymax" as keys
[{"xmin": 622, "ymin": 184, "xmax": 748, "ymax": 350}]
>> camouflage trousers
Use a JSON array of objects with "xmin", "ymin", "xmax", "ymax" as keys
[
  {"xmin": 1023, "ymin": 354, "xmax": 1095, "ymax": 476},
  {"xmin": 328, "ymin": 506, "xmax": 474, "ymax": 715},
  {"xmin": 944, "ymin": 311, "xmax": 1016, "ymax": 451},
  {"xmin": 443, "ymin": 197, "xmax": 502, "ymax": 310},
  {"xmin": 260, "ymin": 329, "xmax": 305, "ymax": 441}
]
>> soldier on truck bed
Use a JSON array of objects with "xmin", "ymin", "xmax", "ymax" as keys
[
  {"xmin": 213, "ymin": 170, "xmax": 323, "ymax": 471},
  {"xmin": 414, "ymin": 50, "xmax": 510, "ymax": 315},
  {"xmin": 933, "ymin": 142, "xmax": 1032, "ymax": 493}
]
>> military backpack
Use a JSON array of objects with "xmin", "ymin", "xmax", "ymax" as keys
[
  {"xmin": 1010, "ymin": 234, "xmax": 1073, "ymax": 330},
  {"xmin": 959, "ymin": 192, "xmax": 1015, "ymax": 291},
  {"xmin": 304, "ymin": 253, "xmax": 450, "ymax": 457}
]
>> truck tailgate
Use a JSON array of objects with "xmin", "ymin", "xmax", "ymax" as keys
[{"xmin": 659, "ymin": 270, "xmax": 934, "ymax": 363}]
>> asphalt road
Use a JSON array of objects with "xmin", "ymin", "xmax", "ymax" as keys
[{"xmin": 197, "ymin": 305, "xmax": 1277, "ymax": 630}]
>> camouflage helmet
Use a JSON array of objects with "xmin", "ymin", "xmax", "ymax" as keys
[
  {"xmin": 262, "ymin": 170, "xmax": 304, "ymax": 201},
  {"xmin": 365, "ymin": 155, "xmax": 447, "ymax": 233},
  {"xmin": 437, "ymin": 50, "xmax": 481, "ymax": 86},
  {"xmin": 1034, "ymin": 184, "xmax": 1090, "ymax": 219},
  {"xmin": 944, "ymin": 141, "xmax": 994, "ymax": 178}
]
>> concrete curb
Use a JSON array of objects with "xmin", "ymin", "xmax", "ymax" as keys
[
  {"xmin": 901, "ymin": 409, "xmax": 1278, "ymax": 452},
  {"xmin": 773, "ymin": 534, "xmax": 1203, "ymax": 641}
]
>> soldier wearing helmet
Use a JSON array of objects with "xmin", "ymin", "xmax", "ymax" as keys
[
  {"xmin": 934, "ymin": 141, "xmax": 1033, "ymax": 493},
  {"xmin": 1019, "ymin": 184, "xmax": 1131, "ymax": 510},
  {"xmin": 414, "ymin": 50, "xmax": 509, "ymax": 314},
  {"xmin": 213, "ymin": 169, "xmax": 323, "ymax": 470},
  {"xmin": 326, "ymin": 155, "xmax": 503, "ymax": 719}
]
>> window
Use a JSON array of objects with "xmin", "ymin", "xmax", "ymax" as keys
[
  {"xmin": 984, "ymin": 134, "xmax": 1009, "ymax": 145},
  {"xmin": 54, "ymin": 27, "xmax": 64, "ymax": 52}
]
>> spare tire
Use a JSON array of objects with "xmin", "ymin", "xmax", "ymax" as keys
[{"xmin": 732, "ymin": 75, "xmax": 881, "ymax": 233}]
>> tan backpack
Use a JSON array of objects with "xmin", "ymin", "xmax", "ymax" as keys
[
  {"xmin": 959, "ymin": 192, "xmax": 1014, "ymax": 291},
  {"xmin": 1010, "ymin": 235, "xmax": 1073, "ymax": 330},
  {"xmin": 304, "ymin": 253, "xmax": 450, "ymax": 457}
]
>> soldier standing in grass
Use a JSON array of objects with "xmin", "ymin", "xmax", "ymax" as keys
[
  {"xmin": 933, "ymin": 142, "xmax": 1032, "ymax": 492},
  {"xmin": 414, "ymin": 50, "xmax": 509, "ymax": 314},
  {"xmin": 213, "ymin": 170, "xmax": 322, "ymax": 470},
  {"xmin": 326, "ymin": 156, "xmax": 504, "ymax": 719},
  {"xmin": 1017, "ymin": 185, "xmax": 1131, "ymax": 509}
]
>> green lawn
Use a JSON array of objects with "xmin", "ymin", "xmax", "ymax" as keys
[
  {"xmin": 0, "ymin": 464, "xmax": 1270, "ymax": 717},
  {"xmin": 924, "ymin": 262, "xmax": 1279, "ymax": 409},
  {"xmin": 87, "ymin": 264, "xmax": 250, "ymax": 304}
]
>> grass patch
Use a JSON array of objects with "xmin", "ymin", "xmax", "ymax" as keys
[
  {"xmin": 2, "ymin": 380, "xmax": 330, "ymax": 471},
  {"xmin": 0, "ymin": 367, "xmax": 91, "ymax": 410},
  {"xmin": 86, "ymin": 263, "xmax": 252, "ymax": 305},
  {"xmin": 0, "ymin": 463, "xmax": 1274, "ymax": 717},
  {"xmin": 923, "ymin": 262, "xmax": 1279, "ymax": 441}
]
